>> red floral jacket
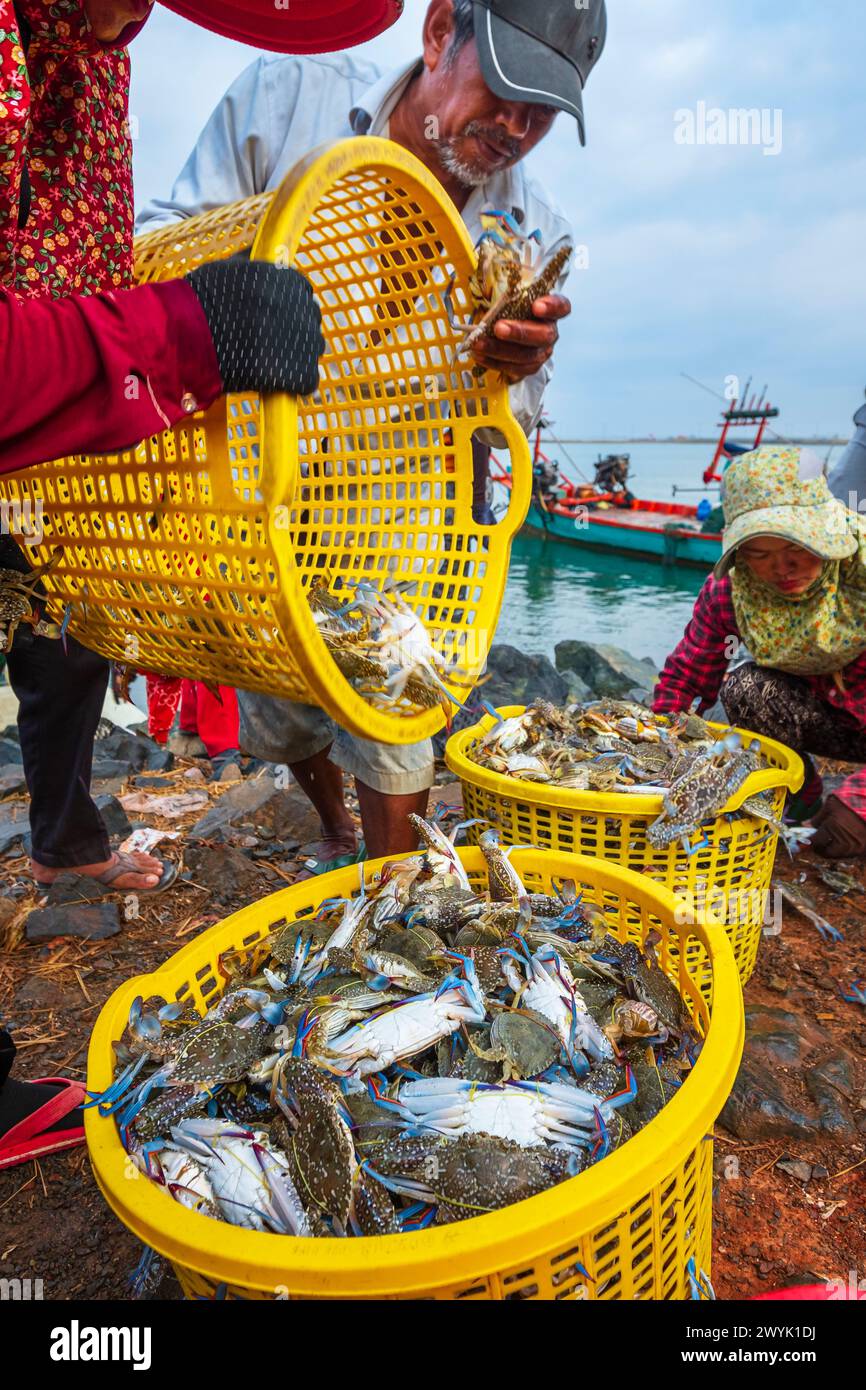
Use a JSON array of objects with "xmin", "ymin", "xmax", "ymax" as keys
[
  {"xmin": 0, "ymin": 1, "xmax": 222, "ymax": 475},
  {"xmin": 0, "ymin": 0, "xmax": 146, "ymax": 297}
]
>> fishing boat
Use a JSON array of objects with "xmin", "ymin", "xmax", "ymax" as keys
[{"xmin": 490, "ymin": 387, "xmax": 779, "ymax": 569}]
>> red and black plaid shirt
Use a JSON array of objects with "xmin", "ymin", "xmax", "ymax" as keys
[{"xmin": 652, "ymin": 573, "xmax": 866, "ymax": 814}]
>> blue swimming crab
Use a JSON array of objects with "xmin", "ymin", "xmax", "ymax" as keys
[
  {"xmin": 271, "ymin": 1056, "xmax": 356, "ymax": 1231},
  {"xmin": 0, "ymin": 553, "xmax": 61, "ymax": 653},
  {"xmin": 365, "ymin": 1132, "xmax": 579, "ymax": 1224},
  {"xmin": 646, "ymin": 731, "xmax": 760, "ymax": 851},
  {"xmin": 447, "ymin": 210, "xmax": 573, "ymax": 364}
]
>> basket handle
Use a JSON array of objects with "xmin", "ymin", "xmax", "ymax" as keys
[
  {"xmin": 451, "ymin": 409, "xmax": 532, "ymax": 536},
  {"xmin": 722, "ymin": 753, "xmax": 806, "ymax": 813}
]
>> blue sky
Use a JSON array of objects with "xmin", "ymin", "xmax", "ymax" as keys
[{"xmin": 130, "ymin": 0, "xmax": 866, "ymax": 440}]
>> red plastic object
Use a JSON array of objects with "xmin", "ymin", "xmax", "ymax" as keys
[
  {"xmin": 160, "ymin": 0, "xmax": 404, "ymax": 53},
  {"xmin": 0, "ymin": 1076, "xmax": 85, "ymax": 1171},
  {"xmin": 751, "ymin": 1284, "xmax": 866, "ymax": 1301}
]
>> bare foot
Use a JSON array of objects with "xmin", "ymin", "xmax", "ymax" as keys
[{"xmin": 31, "ymin": 850, "xmax": 164, "ymax": 892}]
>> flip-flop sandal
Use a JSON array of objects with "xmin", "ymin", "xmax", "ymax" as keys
[
  {"xmin": 32, "ymin": 855, "xmax": 177, "ymax": 897},
  {"xmin": 92, "ymin": 852, "xmax": 178, "ymax": 895},
  {"xmin": 0, "ymin": 1076, "xmax": 85, "ymax": 1171},
  {"xmin": 294, "ymin": 844, "xmax": 366, "ymax": 882}
]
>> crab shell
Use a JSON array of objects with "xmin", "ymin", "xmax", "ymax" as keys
[
  {"xmin": 479, "ymin": 829, "xmax": 527, "ymax": 903},
  {"xmin": 350, "ymin": 1167, "xmax": 400, "ymax": 1237},
  {"xmin": 272, "ymin": 1057, "xmax": 356, "ymax": 1228},
  {"xmin": 371, "ymin": 1132, "xmax": 578, "ymax": 1223},
  {"xmin": 470, "ymin": 1007, "xmax": 560, "ymax": 1081},
  {"xmin": 0, "ymin": 590, "xmax": 36, "ymax": 652},
  {"xmin": 131, "ymin": 1083, "xmax": 212, "ymax": 1143},
  {"xmin": 168, "ymin": 1018, "xmax": 271, "ymax": 1087}
]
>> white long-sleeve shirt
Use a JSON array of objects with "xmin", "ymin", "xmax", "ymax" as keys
[{"xmin": 137, "ymin": 52, "xmax": 574, "ymax": 437}]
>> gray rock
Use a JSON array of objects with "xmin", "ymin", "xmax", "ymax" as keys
[
  {"xmin": 740, "ymin": 1005, "xmax": 829, "ymax": 1066},
  {"xmin": 558, "ymin": 670, "xmax": 592, "ymax": 704},
  {"xmin": 14, "ymin": 975, "xmax": 69, "ymax": 1009},
  {"xmin": 0, "ymin": 764, "xmax": 26, "ymax": 798},
  {"xmin": 719, "ymin": 1056, "xmax": 818, "ymax": 1140},
  {"xmin": 0, "ymin": 806, "xmax": 29, "ymax": 857},
  {"xmin": 775, "ymin": 1158, "xmax": 814, "ymax": 1183},
  {"xmin": 90, "ymin": 758, "xmax": 136, "ymax": 783},
  {"xmin": 482, "ymin": 645, "xmax": 570, "ymax": 708},
  {"xmin": 718, "ymin": 1010, "xmax": 860, "ymax": 1141},
  {"xmin": 805, "ymin": 1056, "xmax": 858, "ymax": 1135},
  {"xmin": 94, "ymin": 794, "xmax": 133, "ymax": 841},
  {"xmin": 91, "ymin": 777, "xmax": 130, "ymax": 797},
  {"xmin": 44, "ymin": 873, "xmax": 109, "ymax": 905},
  {"xmin": 131, "ymin": 774, "xmax": 174, "ymax": 791},
  {"xmin": 25, "ymin": 902, "xmax": 121, "ymax": 942},
  {"xmin": 96, "ymin": 728, "xmax": 173, "ymax": 773},
  {"xmin": 0, "ymin": 725, "xmax": 19, "ymax": 743},
  {"xmin": 187, "ymin": 774, "xmax": 320, "ymax": 847},
  {"xmin": 0, "ymin": 737, "xmax": 22, "ymax": 766},
  {"xmin": 433, "ymin": 644, "xmax": 569, "ymax": 752},
  {"xmin": 807, "ymin": 1051, "xmax": 855, "ymax": 1099},
  {"xmin": 554, "ymin": 640, "xmax": 658, "ymax": 699}
]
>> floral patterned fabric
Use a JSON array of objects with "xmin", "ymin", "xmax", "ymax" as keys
[
  {"xmin": 652, "ymin": 573, "xmax": 866, "ymax": 820},
  {"xmin": 0, "ymin": 0, "xmax": 135, "ymax": 296},
  {"xmin": 716, "ymin": 444, "xmax": 858, "ymax": 575},
  {"xmin": 729, "ymin": 508, "xmax": 866, "ymax": 678}
]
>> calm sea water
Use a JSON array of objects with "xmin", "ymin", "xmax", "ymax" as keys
[{"xmin": 493, "ymin": 441, "xmax": 841, "ymax": 669}]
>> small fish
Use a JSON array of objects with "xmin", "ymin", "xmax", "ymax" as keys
[
  {"xmin": 773, "ymin": 879, "xmax": 844, "ymax": 944},
  {"xmin": 818, "ymin": 867, "xmax": 864, "ymax": 896}
]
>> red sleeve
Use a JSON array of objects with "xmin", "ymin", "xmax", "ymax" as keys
[
  {"xmin": 652, "ymin": 575, "xmax": 740, "ymax": 715},
  {"xmin": 0, "ymin": 278, "xmax": 223, "ymax": 474}
]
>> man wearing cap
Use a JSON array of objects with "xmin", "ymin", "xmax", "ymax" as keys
[
  {"xmin": 140, "ymin": 0, "xmax": 607, "ymax": 867},
  {"xmin": 653, "ymin": 445, "xmax": 866, "ymax": 859}
]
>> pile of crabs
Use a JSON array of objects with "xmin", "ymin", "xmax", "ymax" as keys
[
  {"xmin": 468, "ymin": 700, "xmax": 810, "ymax": 855},
  {"xmin": 89, "ymin": 817, "xmax": 700, "ymax": 1239}
]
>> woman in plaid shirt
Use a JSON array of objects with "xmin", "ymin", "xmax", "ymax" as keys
[{"xmin": 653, "ymin": 446, "xmax": 866, "ymax": 859}]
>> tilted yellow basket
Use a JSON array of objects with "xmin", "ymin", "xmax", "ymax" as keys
[
  {"xmin": 0, "ymin": 138, "xmax": 530, "ymax": 744},
  {"xmin": 446, "ymin": 708, "xmax": 804, "ymax": 994},
  {"xmin": 86, "ymin": 848, "xmax": 743, "ymax": 1301}
]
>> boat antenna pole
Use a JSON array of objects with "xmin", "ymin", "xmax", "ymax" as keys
[{"xmin": 679, "ymin": 372, "xmax": 791, "ymax": 445}]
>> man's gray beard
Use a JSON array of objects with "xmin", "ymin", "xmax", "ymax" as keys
[{"xmin": 434, "ymin": 138, "xmax": 489, "ymax": 189}]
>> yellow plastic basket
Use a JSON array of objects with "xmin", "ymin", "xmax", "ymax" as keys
[
  {"xmin": 0, "ymin": 138, "xmax": 530, "ymax": 745},
  {"xmin": 86, "ymin": 848, "xmax": 743, "ymax": 1301},
  {"xmin": 446, "ymin": 708, "xmax": 804, "ymax": 993}
]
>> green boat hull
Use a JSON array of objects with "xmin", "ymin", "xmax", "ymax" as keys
[{"xmin": 521, "ymin": 503, "xmax": 722, "ymax": 569}]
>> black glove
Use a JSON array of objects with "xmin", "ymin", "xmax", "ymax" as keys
[
  {"xmin": 187, "ymin": 259, "xmax": 324, "ymax": 397},
  {"xmin": 810, "ymin": 794, "xmax": 866, "ymax": 859}
]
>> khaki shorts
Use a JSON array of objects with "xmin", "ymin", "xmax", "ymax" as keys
[{"xmin": 237, "ymin": 691, "xmax": 434, "ymax": 796}]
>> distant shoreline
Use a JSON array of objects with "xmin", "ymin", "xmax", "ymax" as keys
[{"xmin": 543, "ymin": 438, "xmax": 846, "ymax": 447}]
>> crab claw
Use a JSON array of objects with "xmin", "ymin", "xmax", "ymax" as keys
[
  {"xmin": 128, "ymin": 996, "xmax": 162, "ymax": 1047},
  {"xmin": 686, "ymin": 1256, "xmax": 716, "ymax": 1301},
  {"xmin": 84, "ymin": 1052, "xmax": 148, "ymax": 1115},
  {"xmin": 590, "ymin": 1106, "xmax": 609, "ymax": 1162}
]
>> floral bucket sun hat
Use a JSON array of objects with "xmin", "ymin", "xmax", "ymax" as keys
[{"xmin": 714, "ymin": 445, "xmax": 859, "ymax": 578}]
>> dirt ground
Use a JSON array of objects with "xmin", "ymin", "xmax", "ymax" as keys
[{"xmin": 0, "ymin": 752, "xmax": 863, "ymax": 1302}]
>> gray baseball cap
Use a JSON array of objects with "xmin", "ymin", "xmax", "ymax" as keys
[{"xmin": 472, "ymin": 0, "xmax": 608, "ymax": 145}]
